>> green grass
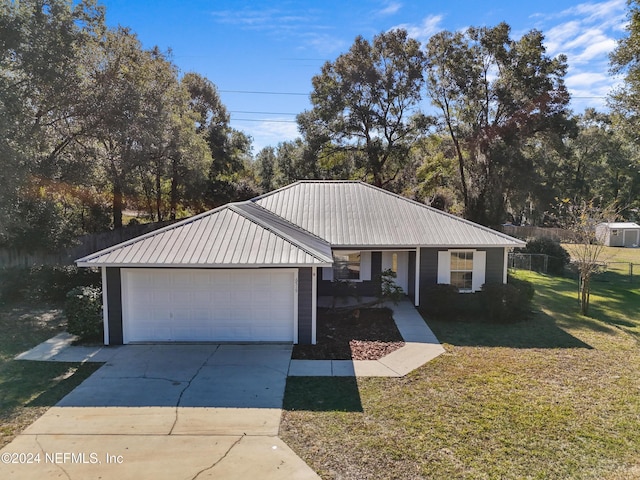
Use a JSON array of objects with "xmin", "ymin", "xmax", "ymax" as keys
[
  {"xmin": 281, "ymin": 270, "xmax": 640, "ymax": 479},
  {"xmin": 0, "ymin": 303, "xmax": 100, "ymax": 448}
]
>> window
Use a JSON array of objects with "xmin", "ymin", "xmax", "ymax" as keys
[
  {"xmin": 612, "ymin": 229, "xmax": 619, "ymax": 236},
  {"xmin": 450, "ymin": 251, "xmax": 473, "ymax": 291},
  {"xmin": 333, "ymin": 252, "xmax": 361, "ymax": 280}
]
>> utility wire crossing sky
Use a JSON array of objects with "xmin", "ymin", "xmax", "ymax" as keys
[{"xmin": 100, "ymin": 0, "xmax": 628, "ymax": 151}]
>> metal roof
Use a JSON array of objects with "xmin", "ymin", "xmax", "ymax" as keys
[
  {"xmin": 599, "ymin": 222, "xmax": 640, "ymax": 229},
  {"xmin": 76, "ymin": 201, "xmax": 333, "ymax": 267},
  {"xmin": 78, "ymin": 181, "xmax": 524, "ymax": 267},
  {"xmin": 253, "ymin": 181, "xmax": 525, "ymax": 248}
]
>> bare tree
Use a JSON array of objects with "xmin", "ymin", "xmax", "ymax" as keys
[{"xmin": 560, "ymin": 201, "xmax": 615, "ymax": 315}]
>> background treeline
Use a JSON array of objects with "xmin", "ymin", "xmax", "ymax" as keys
[{"xmin": 2, "ymin": 0, "xmax": 640, "ymax": 252}]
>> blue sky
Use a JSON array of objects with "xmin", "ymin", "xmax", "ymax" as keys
[{"xmin": 99, "ymin": 0, "xmax": 628, "ymax": 152}]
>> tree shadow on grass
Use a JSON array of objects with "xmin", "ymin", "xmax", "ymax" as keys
[
  {"xmin": 283, "ymin": 377, "xmax": 363, "ymax": 412},
  {"xmin": 25, "ymin": 362, "xmax": 100, "ymax": 407},
  {"xmin": 426, "ymin": 311, "xmax": 593, "ymax": 349}
]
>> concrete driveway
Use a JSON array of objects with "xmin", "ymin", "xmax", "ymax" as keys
[{"xmin": 0, "ymin": 344, "xmax": 319, "ymax": 479}]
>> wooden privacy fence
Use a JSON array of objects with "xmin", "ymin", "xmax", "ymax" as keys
[
  {"xmin": 0, "ymin": 220, "xmax": 176, "ymax": 269},
  {"xmin": 500, "ymin": 225, "xmax": 573, "ymax": 242}
]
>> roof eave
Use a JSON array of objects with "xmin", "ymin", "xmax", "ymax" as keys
[
  {"xmin": 76, "ymin": 261, "xmax": 333, "ymax": 269},
  {"xmin": 328, "ymin": 242, "xmax": 525, "ymax": 249}
]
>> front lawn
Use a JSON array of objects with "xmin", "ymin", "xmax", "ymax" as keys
[
  {"xmin": 0, "ymin": 303, "xmax": 100, "ymax": 448},
  {"xmin": 281, "ymin": 270, "xmax": 640, "ymax": 479}
]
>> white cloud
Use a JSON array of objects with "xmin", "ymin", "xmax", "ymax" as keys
[
  {"xmin": 391, "ymin": 14, "xmax": 444, "ymax": 42},
  {"xmin": 566, "ymin": 72, "xmax": 609, "ymax": 87},
  {"xmin": 238, "ymin": 119, "xmax": 300, "ymax": 153},
  {"xmin": 573, "ymin": 37, "xmax": 617, "ymax": 63},
  {"xmin": 302, "ymin": 32, "xmax": 350, "ymax": 56},
  {"xmin": 378, "ymin": 2, "xmax": 402, "ymax": 16},
  {"xmin": 209, "ymin": 7, "xmax": 344, "ymax": 55},
  {"xmin": 533, "ymin": 0, "xmax": 628, "ymax": 110},
  {"xmin": 559, "ymin": 0, "xmax": 626, "ymax": 26}
]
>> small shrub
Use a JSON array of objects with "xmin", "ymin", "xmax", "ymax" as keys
[
  {"xmin": 482, "ymin": 278, "xmax": 534, "ymax": 323},
  {"xmin": 27, "ymin": 265, "xmax": 101, "ymax": 302},
  {"xmin": 64, "ymin": 286, "xmax": 103, "ymax": 341},
  {"xmin": 519, "ymin": 238, "xmax": 570, "ymax": 275},
  {"xmin": 0, "ymin": 268, "xmax": 29, "ymax": 304},
  {"xmin": 377, "ymin": 268, "xmax": 404, "ymax": 304},
  {"xmin": 507, "ymin": 275, "xmax": 535, "ymax": 303},
  {"xmin": 422, "ymin": 284, "xmax": 460, "ymax": 317}
]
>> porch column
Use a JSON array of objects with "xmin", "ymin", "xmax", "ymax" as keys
[
  {"xmin": 101, "ymin": 267, "xmax": 110, "ymax": 345},
  {"xmin": 503, "ymin": 248, "xmax": 509, "ymax": 283},
  {"xmin": 312, "ymin": 266, "xmax": 317, "ymax": 345},
  {"xmin": 414, "ymin": 247, "xmax": 420, "ymax": 306}
]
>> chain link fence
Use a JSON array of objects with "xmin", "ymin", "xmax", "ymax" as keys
[
  {"xmin": 596, "ymin": 262, "xmax": 640, "ymax": 284},
  {"xmin": 509, "ymin": 253, "xmax": 640, "ymax": 284},
  {"xmin": 508, "ymin": 253, "xmax": 550, "ymax": 273}
]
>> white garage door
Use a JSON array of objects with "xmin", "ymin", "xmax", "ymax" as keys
[{"xmin": 121, "ymin": 269, "xmax": 297, "ymax": 343}]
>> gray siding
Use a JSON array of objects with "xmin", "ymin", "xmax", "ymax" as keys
[
  {"xmin": 624, "ymin": 229, "xmax": 639, "ymax": 247},
  {"xmin": 481, "ymin": 248, "xmax": 505, "ymax": 284},
  {"xmin": 297, "ymin": 268, "xmax": 313, "ymax": 344},
  {"xmin": 418, "ymin": 248, "xmax": 439, "ymax": 306},
  {"xmin": 106, "ymin": 267, "xmax": 123, "ymax": 345},
  {"xmin": 610, "ymin": 231, "xmax": 623, "ymax": 247},
  {"xmin": 418, "ymin": 247, "xmax": 505, "ymax": 305}
]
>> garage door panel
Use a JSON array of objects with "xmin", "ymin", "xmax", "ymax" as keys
[{"xmin": 123, "ymin": 269, "xmax": 296, "ymax": 343}]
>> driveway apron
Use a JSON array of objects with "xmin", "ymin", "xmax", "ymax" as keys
[{"xmin": 0, "ymin": 344, "xmax": 320, "ymax": 480}]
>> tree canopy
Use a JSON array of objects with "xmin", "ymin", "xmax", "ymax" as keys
[
  {"xmin": 0, "ymin": 0, "xmax": 250, "ymax": 249},
  {"xmin": 2, "ymin": 0, "xmax": 639, "ymax": 252},
  {"xmin": 424, "ymin": 23, "xmax": 572, "ymax": 225},
  {"xmin": 298, "ymin": 29, "xmax": 433, "ymax": 187}
]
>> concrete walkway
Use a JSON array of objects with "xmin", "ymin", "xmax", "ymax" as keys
[
  {"xmin": 288, "ymin": 299, "xmax": 445, "ymax": 377},
  {"xmin": 14, "ymin": 331, "xmax": 120, "ymax": 363},
  {"xmin": 16, "ymin": 299, "xmax": 445, "ymax": 378}
]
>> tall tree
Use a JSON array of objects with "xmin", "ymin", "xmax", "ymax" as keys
[
  {"xmin": 0, "ymin": 0, "xmax": 106, "ymax": 248},
  {"xmin": 299, "ymin": 29, "xmax": 431, "ymax": 187},
  {"xmin": 609, "ymin": 0, "xmax": 640, "ymax": 220},
  {"xmin": 255, "ymin": 146, "xmax": 277, "ymax": 192},
  {"xmin": 425, "ymin": 23, "xmax": 571, "ymax": 225},
  {"xmin": 85, "ymin": 27, "xmax": 156, "ymax": 229}
]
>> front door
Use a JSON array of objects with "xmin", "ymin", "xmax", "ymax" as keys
[{"xmin": 381, "ymin": 251, "xmax": 409, "ymax": 294}]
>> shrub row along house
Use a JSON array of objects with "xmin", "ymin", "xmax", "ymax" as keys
[{"xmin": 77, "ymin": 181, "xmax": 525, "ymax": 345}]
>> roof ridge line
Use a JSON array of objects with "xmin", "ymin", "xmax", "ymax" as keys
[
  {"xmin": 247, "ymin": 201, "xmax": 329, "ymax": 243},
  {"xmin": 358, "ymin": 182, "xmax": 521, "ymax": 243},
  {"xmin": 228, "ymin": 203, "xmax": 333, "ymax": 263},
  {"xmin": 249, "ymin": 179, "xmax": 366, "ymax": 202}
]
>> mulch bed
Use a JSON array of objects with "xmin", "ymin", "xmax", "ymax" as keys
[{"xmin": 292, "ymin": 307, "xmax": 405, "ymax": 360}]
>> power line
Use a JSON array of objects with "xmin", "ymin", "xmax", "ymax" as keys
[
  {"xmin": 231, "ymin": 118, "xmax": 298, "ymax": 123},
  {"xmin": 219, "ymin": 89, "xmax": 308, "ymax": 96},
  {"xmin": 229, "ymin": 110, "xmax": 298, "ymax": 116}
]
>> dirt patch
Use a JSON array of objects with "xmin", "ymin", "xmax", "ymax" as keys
[{"xmin": 292, "ymin": 308, "xmax": 405, "ymax": 360}]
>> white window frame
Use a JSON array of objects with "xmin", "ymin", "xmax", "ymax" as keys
[
  {"xmin": 322, "ymin": 250, "xmax": 371, "ymax": 282},
  {"xmin": 450, "ymin": 250, "xmax": 474, "ymax": 292},
  {"xmin": 437, "ymin": 249, "xmax": 486, "ymax": 293}
]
